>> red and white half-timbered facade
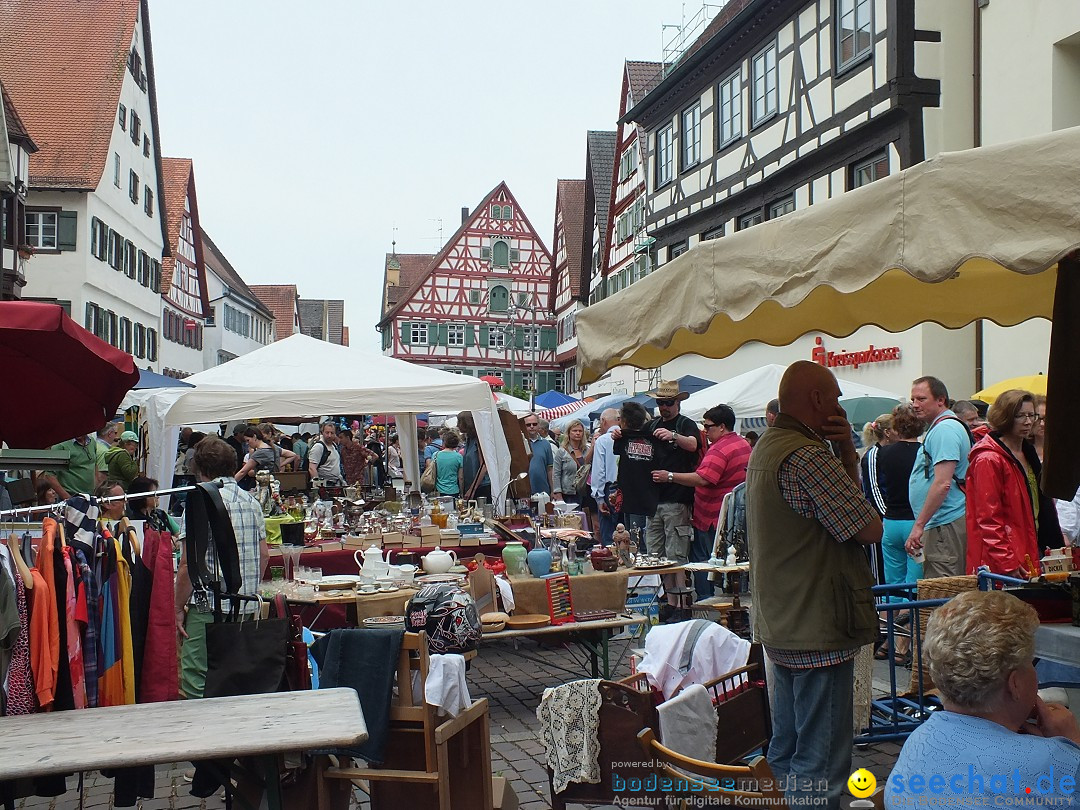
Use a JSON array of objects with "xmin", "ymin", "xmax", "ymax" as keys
[
  {"xmin": 158, "ymin": 157, "xmax": 209, "ymax": 378},
  {"xmin": 379, "ymin": 182, "xmax": 560, "ymax": 394}
]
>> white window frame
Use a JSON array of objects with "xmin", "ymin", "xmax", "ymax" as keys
[
  {"xmin": 751, "ymin": 42, "xmax": 778, "ymax": 126},
  {"xmin": 447, "ymin": 324, "xmax": 466, "ymax": 347},
  {"xmin": 410, "ymin": 322, "xmax": 428, "ymax": 346},
  {"xmin": 852, "ymin": 151, "xmax": 890, "ymax": 188},
  {"xmin": 655, "ymin": 120, "xmax": 674, "ymax": 188},
  {"xmin": 25, "ymin": 211, "xmax": 58, "ymax": 249},
  {"xmin": 739, "ymin": 211, "xmax": 763, "ymax": 230},
  {"xmin": 523, "ymin": 326, "xmax": 539, "ymax": 352},
  {"xmin": 488, "ymin": 328, "xmax": 505, "ymax": 350},
  {"xmin": 837, "ymin": 0, "xmax": 873, "ymax": 71},
  {"xmin": 718, "ymin": 70, "xmax": 742, "ymax": 146},
  {"xmin": 681, "ymin": 102, "xmax": 701, "ymax": 170},
  {"xmin": 520, "ymin": 371, "xmax": 533, "ymax": 392}
]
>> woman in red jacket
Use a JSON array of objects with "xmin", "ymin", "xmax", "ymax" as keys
[{"xmin": 965, "ymin": 389, "xmax": 1060, "ymax": 577}]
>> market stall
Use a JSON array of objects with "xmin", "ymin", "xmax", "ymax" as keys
[
  {"xmin": 575, "ymin": 126, "xmax": 1080, "ymax": 498},
  {"xmin": 124, "ymin": 333, "xmax": 512, "ymax": 509}
]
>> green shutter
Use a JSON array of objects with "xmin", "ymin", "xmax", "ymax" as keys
[
  {"xmin": 436, "ymin": 323, "xmax": 448, "ymax": 346},
  {"xmin": 400, "ymin": 321, "xmax": 411, "ymax": 345},
  {"xmin": 465, "ymin": 325, "xmax": 475, "ymax": 346},
  {"xmin": 513, "ymin": 326, "xmax": 525, "ymax": 350},
  {"xmin": 540, "ymin": 327, "xmax": 557, "ymax": 351},
  {"xmin": 509, "ymin": 248, "xmax": 520, "ymax": 263},
  {"xmin": 479, "ymin": 325, "xmax": 489, "ymax": 346},
  {"xmin": 57, "ymin": 211, "xmax": 78, "ymax": 251}
]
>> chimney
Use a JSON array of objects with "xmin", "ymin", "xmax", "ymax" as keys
[{"xmin": 461, "ymin": 206, "xmax": 470, "ymax": 225}]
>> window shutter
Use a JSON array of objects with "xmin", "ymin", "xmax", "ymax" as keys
[
  {"xmin": 469, "ymin": 290, "xmax": 481, "ymax": 304},
  {"xmin": 437, "ymin": 324, "xmax": 448, "ymax": 346},
  {"xmin": 400, "ymin": 321, "xmax": 411, "ymax": 345},
  {"xmin": 465, "ymin": 325, "xmax": 476, "ymax": 346},
  {"xmin": 479, "ymin": 325, "xmax": 489, "ymax": 345},
  {"xmin": 513, "ymin": 326, "xmax": 525, "ymax": 350},
  {"xmin": 481, "ymin": 245, "xmax": 491, "ymax": 261},
  {"xmin": 509, "ymin": 248, "xmax": 520, "ymax": 263},
  {"xmin": 57, "ymin": 211, "xmax": 78, "ymax": 251},
  {"xmin": 540, "ymin": 327, "xmax": 557, "ymax": 351}
]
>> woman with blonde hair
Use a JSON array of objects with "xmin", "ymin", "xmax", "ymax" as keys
[
  {"xmin": 552, "ymin": 420, "xmax": 590, "ymax": 504},
  {"xmin": 965, "ymin": 389, "xmax": 1060, "ymax": 577},
  {"xmin": 886, "ymin": 591, "xmax": 1080, "ymax": 809},
  {"xmin": 860, "ymin": 413, "xmax": 894, "ymax": 516}
]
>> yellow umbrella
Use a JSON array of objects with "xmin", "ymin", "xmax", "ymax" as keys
[{"xmin": 971, "ymin": 374, "xmax": 1047, "ymax": 404}]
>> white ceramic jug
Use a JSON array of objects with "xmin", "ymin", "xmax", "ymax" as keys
[
  {"xmin": 355, "ymin": 544, "xmax": 392, "ymax": 579},
  {"xmin": 422, "ymin": 546, "xmax": 458, "ymax": 575}
]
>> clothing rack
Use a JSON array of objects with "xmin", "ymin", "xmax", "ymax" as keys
[{"xmin": 0, "ymin": 483, "xmax": 199, "ymax": 520}]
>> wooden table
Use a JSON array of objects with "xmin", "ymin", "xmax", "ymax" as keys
[
  {"xmin": 0, "ymin": 688, "xmax": 367, "ymax": 808},
  {"xmin": 481, "ymin": 612, "xmax": 649, "ymax": 679}
]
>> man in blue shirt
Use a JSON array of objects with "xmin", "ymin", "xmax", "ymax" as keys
[
  {"xmin": 423, "ymin": 427, "xmax": 443, "ymax": 464},
  {"xmin": 906, "ymin": 376, "xmax": 973, "ymax": 578},
  {"xmin": 523, "ymin": 414, "xmax": 553, "ymax": 497}
]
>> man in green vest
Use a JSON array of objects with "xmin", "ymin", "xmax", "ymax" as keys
[{"xmin": 747, "ymin": 361, "xmax": 882, "ymax": 810}]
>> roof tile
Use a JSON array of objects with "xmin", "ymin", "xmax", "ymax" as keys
[
  {"xmin": 250, "ymin": 285, "xmax": 299, "ymax": 339},
  {"xmin": 554, "ymin": 179, "xmax": 587, "ymax": 299},
  {"xmin": 0, "ymin": 0, "xmax": 139, "ymax": 189}
]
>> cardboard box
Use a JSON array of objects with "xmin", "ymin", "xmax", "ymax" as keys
[
  {"xmin": 403, "ymin": 534, "xmax": 423, "ymax": 548},
  {"xmin": 459, "ymin": 535, "xmax": 481, "ymax": 548},
  {"xmin": 491, "ymin": 776, "xmax": 519, "ymax": 810},
  {"xmin": 381, "ymin": 531, "xmax": 403, "ymax": 546},
  {"xmin": 438, "ymin": 534, "xmax": 460, "ymax": 547},
  {"xmin": 420, "ymin": 525, "xmax": 441, "ymax": 540}
]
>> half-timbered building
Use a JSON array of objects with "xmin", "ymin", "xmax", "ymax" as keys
[
  {"xmin": 378, "ymin": 182, "xmax": 560, "ymax": 394},
  {"xmin": 550, "ymin": 179, "xmax": 587, "ymax": 394},
  {"xmin": 590, "ymin": 62, "xmax": 664, "ymax": 308},
  {"xmin": 159, "ymin": 157, "xmax": 209, "ymax": 378},
  {"xmin": 605, "ymin": 0, "xmax": 1013, "ymax": 396}
]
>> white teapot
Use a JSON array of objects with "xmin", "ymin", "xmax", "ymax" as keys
[
  {"xmin": 422, "ymin": 546, "xmax": 458, "ymax": 575},
  {"xmin": 355, "ymin": 544, "xmax": 392, "ymax": 579}
]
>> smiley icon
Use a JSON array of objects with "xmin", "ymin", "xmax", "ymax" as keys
[{"xmin": 848, "ymin": 768, "xmax": 877, "ymax": 798}]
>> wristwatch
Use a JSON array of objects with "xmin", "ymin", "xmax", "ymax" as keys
[{"xmin": 667, "ymin": 472, "xmax": 674, "ymax": 483}]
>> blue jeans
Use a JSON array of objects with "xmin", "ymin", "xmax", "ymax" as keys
[
  {"xmin": 691, "ymin": 527, "xmax": 715, "ymax": 600},
  {"xmin": 599, "ymin": 508, "xmax": 619, "ymax": 547},
  {"xmin": 765, "ymin": 655, "xmax": 855, "ymax": 810},
  {"xmin": 882, "ymin": 518, "xmax": 921, "ymax": 598}
]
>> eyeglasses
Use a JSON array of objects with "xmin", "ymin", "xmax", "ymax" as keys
[
  {"xmin": 524, "ymin": 422, "xmax": 539, "ymax": 428},
  {"xmin": 1014, "ymin": 412, "xmax": 1037, "ymax": 422},
  {"xmin": 702, "ymin": 422, "xmax": 718, "ymax": 430},
  {"xmin": 656, "ymin": 399, "xmax": 677, "ymax": 407}
]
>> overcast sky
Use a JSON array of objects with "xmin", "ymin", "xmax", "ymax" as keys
[{"xmin": 149, "ymin": 0, "xmax": 695, "ymax": 350}]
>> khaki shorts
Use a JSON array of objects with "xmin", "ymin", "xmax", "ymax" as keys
[{"xmin": 923, "ymin": 515, "xmax": 967, "ymax": 579}]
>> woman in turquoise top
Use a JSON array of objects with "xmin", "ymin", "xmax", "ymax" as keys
[{"xmin": 433, "ymin": 431, "xmax": 464, "ymax": 496}]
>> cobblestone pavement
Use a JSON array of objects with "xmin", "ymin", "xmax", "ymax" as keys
[{"xmin": 15, "ymin": 631, "xmax": 906, "ymax": 809}]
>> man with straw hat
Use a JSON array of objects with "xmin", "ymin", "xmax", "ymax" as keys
[{"xmin": 644, "ymin": 380, "xmax": 700, "ymax": 620}]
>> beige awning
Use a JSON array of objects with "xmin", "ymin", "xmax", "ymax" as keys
[{"xmin": 576, "ymin": 126, "xmax": 1080, "ymax": 386}]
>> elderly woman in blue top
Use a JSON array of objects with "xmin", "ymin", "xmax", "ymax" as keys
[{"xmin": 886, "ymin": 590, "xmax": 1080, "ymax": 809}]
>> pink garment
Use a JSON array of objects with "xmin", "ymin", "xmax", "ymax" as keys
[{"xmin": 62, "ymin": 548, "xmax": 86, "ymax": 709}]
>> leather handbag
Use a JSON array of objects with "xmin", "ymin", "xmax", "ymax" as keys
[
  {"xmin": 420, "ymin": 455, "xmax": 438, "ymax": 493},
  {"xmin": 273, "ymin": 593, "xmax": 312, "ymax": 691}
]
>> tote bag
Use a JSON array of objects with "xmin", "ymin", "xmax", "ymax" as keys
[{"xmin": 420, "ymin": 456, "xmax": 438, "ymax": 493}]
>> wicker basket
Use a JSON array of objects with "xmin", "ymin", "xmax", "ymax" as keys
[{"xmin": 909, "ymin": 575, "xmax": 979, "ymax": 694}]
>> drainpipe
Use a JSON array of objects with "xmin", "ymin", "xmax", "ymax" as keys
[{"xmin": 972, "ymin": 0, "xmax": 986, "ymax": 391}]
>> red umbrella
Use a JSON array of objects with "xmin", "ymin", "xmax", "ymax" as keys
[
  {"xmin": 479, "ymin": 374, "xmax": 504, "ymax": 387},
  {"xmin": 0, "ymin": 302, "xmax": 139, "ymax": 448}
]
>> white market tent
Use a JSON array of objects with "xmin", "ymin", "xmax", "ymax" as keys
[
  {"xmin": 679, "ymin": 364, "xmax": 901, "ymax": 423},
  {"xmin": 124, "ymin": 334, "xmax": 510, "ymax": 506}
]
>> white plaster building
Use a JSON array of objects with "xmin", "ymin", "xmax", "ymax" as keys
[
  {"xmin": 201, "ymin": 232, "xmax": 274, "ymax": 367},
  {"xmin": 0, "ymin": 0, "xmax": 167, "ymax": 369}
]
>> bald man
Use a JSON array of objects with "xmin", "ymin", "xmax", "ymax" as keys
[{"xmin": 746, "ymin": 361, "xmax": 882, "ymax": 810}]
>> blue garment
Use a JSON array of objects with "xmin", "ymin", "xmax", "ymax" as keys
[
  {"xmin": 908, "ymin": 411, "xmax": 970, "ymax": 529},
  {"xmin": 766, "ymin": 656, "xmax": 855, "ymax": 810},
  {"xmin": 691, "ymin": 527, "xmax": 716, "ymax": 600},
  {"xmin": 424, "ymin": 439, "xmax": 443, "ymax": 463},
  {"xmin": 590, "ymin": 427, "xmax": 619, "ymax": 501},
  {"xmin": 433, "ymin": 449, "xmax": 463, "ymax": 495},
  {"xmin": 528, "ymin": 436, "xmax": 553, "ymax": 495},
  {"xmin": 881, "ymin": 517, "xmax": 921, "ymax": 597},
  {"xmin": 886, "ymin": 712, "xmax": 1080, "ymax": 809}
]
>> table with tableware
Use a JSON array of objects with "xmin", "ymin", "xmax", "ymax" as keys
[
  {"xmin": 480, "ymin": 611, "xmax": 650, "ymax": 679},
  {"xmin": 0, "ymin": 688, "xmax": 367, "ymax": 810}
]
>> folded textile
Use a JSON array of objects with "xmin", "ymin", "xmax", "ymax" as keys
[
  {"xmin": 658, "ymin": 684, "xmax": 717, "ymax": 763},
  {"xmin": 536, "ymin": 679, "xmax": 602, "ymax": 794},
  {"xmin": 638, "ymin": 619, "xmax": 750, "ymax": 700},
  {"xmin": 424, "ymin": 653, "xmax": 471, "ymax": 717},
  {"xmin": 311, "ymin": 628, "xmax": 403, "ymax": 766}
]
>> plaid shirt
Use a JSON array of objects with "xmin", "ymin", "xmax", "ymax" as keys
[
  {"xmin": 766, "ymin": 442, "xmax": 877, "ymax": 670},
  {"xmin": 197, "ymin": 478, "xmax": 266, "ymax": 614}
]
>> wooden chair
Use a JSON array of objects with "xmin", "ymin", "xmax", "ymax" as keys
[
  {"xmin": 547, "ymin": 673, "xmax": 660, "ymax": 810},
  {"xmin": 318, "ymin": 632, "xmax": 492, "ymax": 810},
  {"xmin": 701, "ymin": 643, "xmax": 771, "ymax": 764},
  {"xmin": 637, "ymin": 727, "xmax": 788, "ymax": 810}
]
